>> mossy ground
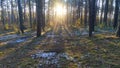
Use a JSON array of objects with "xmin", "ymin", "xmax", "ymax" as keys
[{"xmin": 0, "ymin": 30, "xmax": 120, "ymax": 68}]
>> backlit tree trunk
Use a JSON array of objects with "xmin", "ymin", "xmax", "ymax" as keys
[
  {"xmin": 17, "ymin": 0, "xmax": 24, "ymax": 33},
  {"xmin": 36, "ymin": 0, "xmax": 43, "ymax": 37}
]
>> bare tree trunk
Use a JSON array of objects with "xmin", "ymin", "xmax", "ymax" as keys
[
  {"xmin": 17, "ymin": 0, "xmax": 24, "ymax": 33},
  {"xmin": 116, "ymin": 25, "xmax": 120, "ymax": 37},
  {"xmin": 24, "ymin": 0, "xmax": 26, "ymax": 22},
  {"xmin": 113, "ymin": 0, "xmax": 119, "ymax": 29},
  {"xmin": 1, "ymin": 0, "xmax": 5, "ymax": 30},
  {"xmin": 103, "ymin": 0, "xmax": 109, "ymax": 26},
  {"xmin": 84, "ymin": 0, "xmax": 88, "ymax": 28},
  {"xmin": 99, "ymin": 0, "xmax": 104, "ymax": 24},
  {"xmin": 36, "ymin": 0, "xmax": 43, "ymax": 37},
  {"xmin": 11, "ymin": 0, "xmax": 15, "ymax": 25},
  {"xmin": 28, "ymin": 0, "xmax": 32, "ymax": 28},
  {"xmin": 89, "ymin": 0, "xmax": 96, "ymax": 37},
  {"xmin": 42, "ymin": 0, "xmax": 45, "ymax": 31}
]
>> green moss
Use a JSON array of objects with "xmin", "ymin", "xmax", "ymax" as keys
[{"xmin": 18, "ymin": 58, "xmax": 38, "ymax": 68}]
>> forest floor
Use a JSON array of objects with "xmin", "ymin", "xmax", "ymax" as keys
[{"xmin": 0, "ymin": 28, "xmax": 120, "ymax": 68}]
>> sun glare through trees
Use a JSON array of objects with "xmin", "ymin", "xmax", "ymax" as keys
[{"xmin": 54, "ymin": 3, "xmax": 67, "ymax": 17}]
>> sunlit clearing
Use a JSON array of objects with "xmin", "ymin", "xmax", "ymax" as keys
[{"xmin": 54, "ymin": 4, "xmax": 67, "ymax": 17}]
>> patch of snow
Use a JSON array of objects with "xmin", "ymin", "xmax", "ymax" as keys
[
  {"xmin": 34, "ymin": 52, "xmax": 56, "ymax": 59},
  {"xmin": 81, "ymin": 31, "xmax": 88, "ymax": 35},
  {"xmin": 47, "ymin": 35, "xmax": 59, "ymax": 38},
  {"xmin": 16, "ymin": 39, "xmax": 26, "ymax": 43},
  {"xmin": 31, "ymin": 51, "xmax": 75, "ymax": 67},
  {"xmin": 0, "ymin": 34, "xmax": 18, "ymax": 41}
]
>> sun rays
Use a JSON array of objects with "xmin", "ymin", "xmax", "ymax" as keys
[
  {"xmin": 54, "ymin": 3, "xmax": 67, "ymax": 17},
  {"xmin": 48, "ymin": 2, "xmax": 71, "ymax": 38}
]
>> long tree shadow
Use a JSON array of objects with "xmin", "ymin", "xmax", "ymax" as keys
[
  {"xmin": 0, "ymin": 32, "xmax": 67, "ymax": 68},
  {"xmin": 83, "ymin": 35, "xmax": 120, "ymax": 68},
  {"xmin": 0, "ymin": 35, "xmax": 45, "ymax": 68}
]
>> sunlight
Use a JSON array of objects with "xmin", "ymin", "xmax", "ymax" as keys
[
  {"xmin": 49, "ymin": 3, "xmax": 71, "ymax": 36},
  {"xmin": 54, "ymin": 4, "xmax": 67, "ymax": 17}
]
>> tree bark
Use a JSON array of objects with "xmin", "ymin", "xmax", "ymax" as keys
[
  {"xmin": 17, "ymin": 0, "xmax": 24, "ymax": 33},
  {"xmin": 89, "ymin": 0, "xmax": 96, "ymax": 37},
  {"xmin": 28, "ymin": 0, "xmax": 32, "ymax": 28},
  {"xmin": 103, "ymin": 0, "xmax": 109, "ymax": 26},
  {"xmin": 113, "ymin": 0, "xmax": 119, "ymax": 29},
  {"xmin": 36, "ymin": 0, "xmax": 43, "ymax": 37},
  {"xmin": 1, "ymin": 0, "xmax": 5, "ymax": 30}
]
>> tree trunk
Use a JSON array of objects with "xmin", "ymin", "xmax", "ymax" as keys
[
  {"xmin": 89, "ymin": 0, "xmax": 96, "ymax": 37},
  {"xmin": 103, "ymin": 0, "xmax": 109, "ymax": 26},
  {"xmin": 17, "ymin": 0, "xmax": 24, "ymax": 33},
  {"xmin": 84, "ymin": 0, "xmax": 88, "ymax": 28},
  {"xmin": 36, "ymin": 0, "xmax": 43, "ymax": 37},
  {"xmin": 99, "ymin": 0, "xmax": 104, "ymax": 24},
  {"xmin": 42, "ymin": 0, "xmax": 45, "ymax": 31},
  {"xmin": 24, "ymin": 0, "xmax": 26, "ymax": 22},
  {"xmin": 116, "ymin": 0, "xmax": 120, "ymax": 37},
  {"xmin": 28, "ymin": 0, "xmax": 32, "ymax": 28},
  {"xmin": 11, "ymin": 0, "xmax": 15, "ymax": 24},
  {"xmin": 116, "ymin": 24, "xmax": 120, "ymax": 37},
  {"xmin": 1, "ymin": 0, "xmax": 5, "ymax": 30},
  {"xmin": 113, "ymin": 0, "xmax": 119, "ymax": 29}
]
